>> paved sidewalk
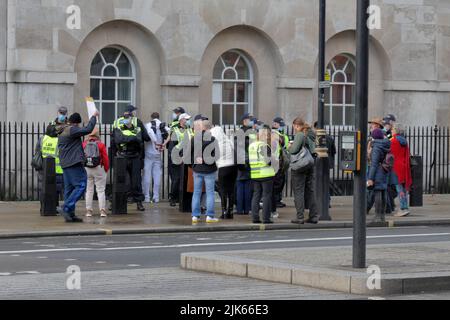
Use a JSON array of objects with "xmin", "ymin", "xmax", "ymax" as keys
[
  {"xmin": 0, "ymin": 195, "xmax": 449, "ymax": 239},
  {"xmin": 181, "ymin": 241, "xmax": 450, "ymax": 296}
]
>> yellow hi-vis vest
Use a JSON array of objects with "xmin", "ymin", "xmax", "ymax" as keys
[
  {"xmin": 249, "ymin": 141, "xmax": 276, "ymax": 180},
  {"xmin": 41, "ymin": 135, "xmax": 63, "ymax": 174},
  {"xmin": 113, "ymin": 117, "xmax": 141, "ymax": 150},
  {"xmin": 272, "ymin": 130, "xmax": 290, "ymax": 157},
  {"xmin": 173, "ymin": 127, "xmax": 193, "ymax": 150}
]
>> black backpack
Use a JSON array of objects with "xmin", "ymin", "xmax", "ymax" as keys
[
  {"xmin": 84, "ymin": 141, "xmax": 101, "ymax": 168},
  {"xmin": 151, "ymin": 121, "xmax": 169, "ymax": 141}
]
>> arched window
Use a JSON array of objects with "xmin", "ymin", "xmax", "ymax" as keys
[
  {"xmin": 212, "ymin": 51, "xmax": 253, "ymax": 125},
  {"xmin": 90, "ymin": 47, "xmax": 135, "ymax": 124},
  {"xmin": 325, "ymin": 54, "xmax": 356, "ymax": 126}
]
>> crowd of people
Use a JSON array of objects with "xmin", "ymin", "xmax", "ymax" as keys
[
  {"xmin": 33, "ymin": 105, "xmax": 413, "ymax": 225},
  {"xmin": 367, "ymin": 115, "xmax": 412, "ymax": 223}
]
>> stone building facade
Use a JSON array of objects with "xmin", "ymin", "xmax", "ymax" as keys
[{"xmin": 0, "ymin": 0, "xmax": 449, "ymax": 127}]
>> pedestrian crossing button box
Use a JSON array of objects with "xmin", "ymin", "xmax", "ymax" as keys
[{"xmin": 339, "ymin": 131, "xmax": 360, "ymax": 173}]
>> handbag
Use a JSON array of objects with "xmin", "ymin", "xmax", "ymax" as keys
[
  {"xmin": 31, "ymin": 137, "xmax": 43, "ymax": 171},
  {"xmin": 290, "ymin": 136, "xmax": 315, "ymax": 172}
]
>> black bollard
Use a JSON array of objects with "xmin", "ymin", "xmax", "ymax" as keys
[
  {"xmin": 41, "ymin": 157, "xmax": 57, "ymax": 216},
  {"xmin": 410, "ymin": 155, "xmax": 423, "ymax": 207},
  {"xmin": 112, "ymin": 156, "xmax": 128, "ymax": 214}
]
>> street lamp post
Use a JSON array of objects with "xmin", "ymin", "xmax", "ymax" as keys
[
  {"xmin": 353, "ymin": 0, "xmax": 370, "ymax": 269},
  {"xmin": 316, "ymin": 0, "xmax": 331, "ymax": 221}
]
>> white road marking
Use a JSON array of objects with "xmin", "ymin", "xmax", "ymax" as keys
[
  {"xmin": 127, "ymin": 264, "xmax": 141, "ymax": 267},
  {"xmin": 16, "ymin": 271, "xmax": 40, "ymax": 275},
  {"xmin": 64, "ymin": 259, "xmax": 77, "ymax": 261},
  {"xmin": 37, "ymin": 257, "xmax": 48, "ymax": 259},
  {"xmin": 10, "ymin": 254, "xmax": 20, "ymax": 257},
  {"xmin": 0, "ymin": 233, "xmax": 449, "ymax": 255},
  {"xmin": 0, "ymin": 273, "xmax": 12, "ymax": 276},
  {"xmin": 95, "ymin": 261, "xmax": 106, "ymax": 264}
]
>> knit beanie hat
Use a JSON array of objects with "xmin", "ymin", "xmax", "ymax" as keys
[
  {"xmin": 371, "ymin": 128, "xmax": 385, "ymax": 140},
  {"xmin": 69, "ymin": 113, "xmax": 82, "ymax": 124}
]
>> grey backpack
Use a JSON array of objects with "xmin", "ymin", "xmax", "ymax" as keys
[
  {"xmin": 290, "ymin": 136, "xmax": 315, "ymax": 172},
  {"xmin": 84, "ymin": 141, "xmax": 101, "ymax": 168}
]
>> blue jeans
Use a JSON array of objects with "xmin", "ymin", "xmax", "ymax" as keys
[
  {"xmin": 63, "ymin": 164, "xmax": 87, "ymax": 217},
  {"xmin": 192, "ymin": 172, "xmax": 216, "ymax": 218},
  {"xmin": 236, "ymin": 180, "xmax": 252, "ymax": 214},
  {"xmin": 396, "ymin": 184, "xmax": 409, "ymax": 210}
]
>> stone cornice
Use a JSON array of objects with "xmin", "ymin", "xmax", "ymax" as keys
[
  {"xmin": 160, "ymin": 75, "xmax": 201, "ymax": 87},
  {"xmin": 384, "ymin": 80, "xmax": 450, "ymax": 92},
  {"xmin": 276, "ymin": 78, "xmax": 316, "ymax": 89},
  {"xmin": 4, "ymin": 71, "xmax": 77, "ymax": 84}
]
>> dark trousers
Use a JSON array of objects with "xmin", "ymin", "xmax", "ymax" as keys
[
  {"xmin": 272, "ymin": 170, "xmax": 286, "ymax": 212},
  {"xmin": 236, "ymin": 179, "xmax": 252, "ymax": 214},
  {"xmin": 169, "ymin": 161, "xmax": 182, "ymax": 202},
  {"xmin": 386, "ymin": 185, "xmax": 397, "ymax": 213},
  {"xmin": 375, "ymin": 190, "xmax": 386, "ymax": 216},
  {"xmin": 292, "ymin": 168, "xmax": 318, "ymax": 220},
  {"xmin": 218, "ymin": 166, "xmax": 238, "ymax": 212},
  {"xmin": 63, "ymin": 164, "xmax": 87, "ymax": 216},
  {"xmin": 125, "ymin": 157, "xmax": 144, "ymax": 203},
  {"xmin": 251, "ymin": 179, "xmax": 273, "ymax": 223}
]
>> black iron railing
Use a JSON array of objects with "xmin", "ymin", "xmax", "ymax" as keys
[{"xmin": 0, "ymin": 123, "xmax": 449, "ymax": 201}]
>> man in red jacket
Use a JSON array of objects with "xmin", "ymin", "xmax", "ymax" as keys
[
  {"xmin": 82, "ymin": 128, "xmax": 110, "ymax": 218},
  {"xmin": 391, "ymin": 124, "xmax": 412, "ymax": 217}
]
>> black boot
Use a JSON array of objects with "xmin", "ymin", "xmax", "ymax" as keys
[
  {"xmin": 137, "ymin": 202, "xmax": 145, "ymax": 212},
  {"xmin": 372, "ymin": 213, "xmax": 385, "ymax": 224},
  {"xmin": 225, "ymin": 207, "xmax": 234, "ymax": 220}
]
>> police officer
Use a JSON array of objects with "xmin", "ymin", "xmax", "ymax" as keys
[
  {"xmin": 235, "ymin": 113, "xmax": 254, "ymax": 215},
  {"xmin": 271, "ymin": 117, "xmax": 290, "ymax": 215},
  {"xmin": 112, "ymin": 105, "xmax": 151, "ymax": 212},
  {"xmin": 35, "ymin": 124, "xmax": 64, "ymax": 214},
  {"xmin": 249, "ymin": 125, "xmax": 276, "ymax": 224},
  {"xmin": 167, "ymin": 113, "xmax": 193, "ymax": 207},
  {"xmin": 170, "ymin": 107, "xmax": 186, "ymax": 129}
]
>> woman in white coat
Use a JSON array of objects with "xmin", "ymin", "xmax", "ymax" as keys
[{"xmin": 211, "ymin": 126, "xmax": 237, "ymax": 219}]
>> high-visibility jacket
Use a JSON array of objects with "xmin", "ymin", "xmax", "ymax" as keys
[
  {"xmin": 170, "ymin": 120, "xmax": 180, "ymax": 129},
  {"xmin": 249, "ymin": 141, "xmax": 276, "ymax": 180},
  {"xmin": 113, "ymin": 117, "xmax": 138, "ymax": 130},
  {"xmin": 172, "ymin": 126, "xmax": 193, "ymax": 150},
  {"xmin": 113, "ymin": 117, "xmax": 141, "ymax": 152},
  {"xmin": 41, "ymin": 135, "xmax": 63, "ymax": 174}
]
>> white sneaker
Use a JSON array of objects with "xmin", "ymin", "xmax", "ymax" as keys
[
  {"xmin": 85, "ymin": 210, "xmax": 93, "ymax": 218},
  {"xmin": 144, "ymin": 198, "xmax": 151, "ymax": 204},
  {"xmin": 271, "ymin": 212, "xmax": 280, "ymax": 219},
  {"xmin": 192, "ymin": 217, "xmax": 199, "ymax": 225},
  {"xmin": 395, "ymin": 210, "xmax": 410, "ymax": 217},
  {"xmin": 100, "ymin": 210, "xmax": 107, "ymax": 218},
  {"xmin": 206, "ymin": 216, "xmax": 219, "ymax": 224}
]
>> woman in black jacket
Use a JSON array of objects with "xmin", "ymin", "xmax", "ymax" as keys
[{"xmin": 190, "ymin": 120, "xmax": 220, "ymax": 225}]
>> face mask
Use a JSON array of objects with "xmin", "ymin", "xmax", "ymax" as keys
[
  {"xmin": 172, "ymin": 113, "xmax": 178, "ymax": 121},
  {"xmin": 249, "ymin": 121, "xmax": 255, "ymax": 127},
  {"xmin": 186, "ymin": 120, "xmax": 192, "ymax": 127},
  {"xmin": 278, "ymin": 127, "xmax": 285, "ymax": 133},
  {"xmin": 121, "ymin": 119, "xmax": 132, "ymax": 128},
  {"xmin": 58, "ymin": 115, "xmax": 67, "ymax": 123}
]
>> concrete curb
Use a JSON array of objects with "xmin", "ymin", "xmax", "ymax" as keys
[
  {"xmin": 181, "ymin": 252, "xmax": 450, "ymax": 296},
  {"xmin": 1, "ymin": 219, "xmax": 450, "ymax": 240}
]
